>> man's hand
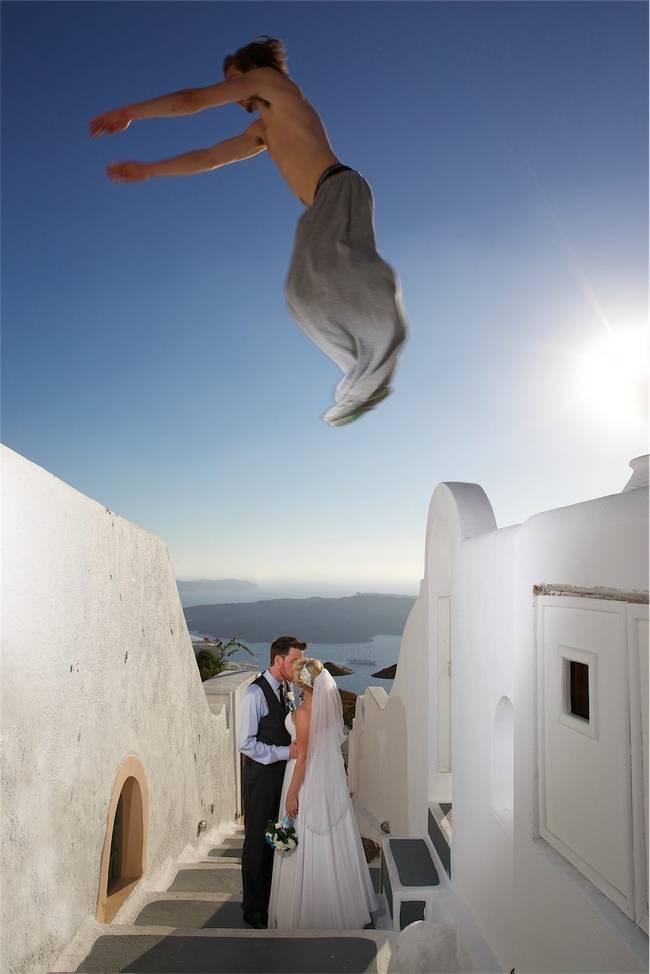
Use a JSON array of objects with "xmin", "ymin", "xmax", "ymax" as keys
[
  {"xmin": 289, "ymin": 741, "xmax": 299, "ymax": 760},
  {"xmin": 106, "ymin": 161, "xmax": 151, "ymax": 183},
  {"xmin": 89, "ymin": 108, "xmax": 132, "ymax": 138}
]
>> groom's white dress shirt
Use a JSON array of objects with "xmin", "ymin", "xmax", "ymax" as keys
[{"xmin": 239, "ymin": 668, "xmax": 292, "ymax": 765}]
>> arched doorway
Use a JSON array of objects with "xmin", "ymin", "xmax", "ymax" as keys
[
  {"xmin": 97, "ymin": 756, "xmax": 149, "ymax": 923},
  {"xmin": 425, "ymin": 481, "xmax": 497, "ymax": 868}
]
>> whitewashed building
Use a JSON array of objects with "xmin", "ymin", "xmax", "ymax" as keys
[
  {"xmin": 348, "ymin": 455, "xmax": 649, "ymax": 973},
  {"xmin": 1, "ymin": 446, "xmax": 247, "ymax": 974},
  {"xmin": 3, "ymin": 442, "xmax": 648, "ymax": 974}
]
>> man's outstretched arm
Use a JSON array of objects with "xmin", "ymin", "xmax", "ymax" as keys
[
  {"xmin": 90, "ymin": 68, "xmax": 278, "ymax": 137},
  {"xmin": 106, "ymin": 124, "xmax": 267, "ymax": 182}
]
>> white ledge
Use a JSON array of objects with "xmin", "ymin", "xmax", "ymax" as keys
[{"xmin": 365, "ymin": 686, "xmax": 389, "ymax": 710}]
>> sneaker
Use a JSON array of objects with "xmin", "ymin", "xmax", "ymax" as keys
[{"xmin": 322, "ymin": 386, "xmax": 392, "ymax": 427}]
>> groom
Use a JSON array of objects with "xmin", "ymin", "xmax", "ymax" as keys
[{"xmin": 238, "ymin": 635, "xmax": 306, "ymax": 928}]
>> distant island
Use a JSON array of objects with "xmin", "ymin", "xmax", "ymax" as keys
[
  {"xmin": 177, "ymin": 578, "xmax": 258, "ymax": 607},
  {"xmin": 184, "ymin": 593, "xmax": 415, "ymax": 644}
]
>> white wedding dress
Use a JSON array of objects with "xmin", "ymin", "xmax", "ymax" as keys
[{"xmin": 267, "ymin": 674, "xmax": 380, "ymax": 930}]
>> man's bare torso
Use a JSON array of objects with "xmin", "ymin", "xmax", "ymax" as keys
[{"xmin": 226, "ymin": 68, "xmax": 342, "ymax": 206}]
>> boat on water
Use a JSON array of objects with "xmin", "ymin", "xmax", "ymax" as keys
[{"xmin": 346, "ymin": 645, "xmax": 377, "ymax": 666}]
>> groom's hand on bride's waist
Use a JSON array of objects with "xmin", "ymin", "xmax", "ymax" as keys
[{"xmin": 289, "ymin": 742, "xmax": 299, "ymax": 760}]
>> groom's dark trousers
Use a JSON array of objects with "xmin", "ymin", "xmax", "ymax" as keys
[{"xmin": 241, "ymin": 674, "xmax": 291, "ymax": 921}]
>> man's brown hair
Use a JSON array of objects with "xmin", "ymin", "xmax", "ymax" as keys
[
  {"xmin": 223, "ymin": 36, "xmax": 289, "ymax": 77},
  {"xmin": 269, "ymin": 635, "xmax": 307, "ymax": 666}
]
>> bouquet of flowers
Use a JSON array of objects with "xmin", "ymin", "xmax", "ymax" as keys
[{"xmin": 265, "ymin": 815, "xmax": 298, "ymax": 852}]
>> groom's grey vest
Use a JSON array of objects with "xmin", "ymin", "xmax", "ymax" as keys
[{"xmin": 251, "ymin": 674, "xmax": 291, "ymax": 756}]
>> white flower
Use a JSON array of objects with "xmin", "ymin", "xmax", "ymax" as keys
[
  {"xmin": 286, "ymin": 691, "xmax": 295, "ymax": 701},
  {"xmin": 276, "ymin": 841, "xmax": 285, "ymax": 851},
  {"xmin": 275, "ymin": 822, "xmax": 283, "ymax": 829},
  {"xmin": 287, "ymin": 838, "xmax": 296, "ymax": 849}
]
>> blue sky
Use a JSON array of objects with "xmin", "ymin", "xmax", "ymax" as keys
[{"xmin": 2, "ymin": 1, "xmax": 647, "ymax": 595}]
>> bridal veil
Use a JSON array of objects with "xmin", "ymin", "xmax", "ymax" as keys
[{"xmin": 301, "ymin": 668, "xmax": 348, "ymax": 835}]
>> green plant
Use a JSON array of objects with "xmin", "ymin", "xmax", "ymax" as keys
[
  {"xmin": 195, "ymin": 636, "xmax": 254, "ymax": 681},
  {"xmin": 196, "ymin": 649, "xmax": 218, "ymax": 681}
]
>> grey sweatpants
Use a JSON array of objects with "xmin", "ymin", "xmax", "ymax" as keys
[{"xmin": 285, "ymin": 170, "xmax": 407, "ymax": 406}]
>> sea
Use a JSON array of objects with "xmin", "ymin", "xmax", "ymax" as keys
[{"xmin": 189, "ymin": 632, "xmax": 402, "ymax": 697}]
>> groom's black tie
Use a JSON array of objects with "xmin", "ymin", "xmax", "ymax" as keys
[{"xmin": 280, "ymin": 682, "xmax": 288, "ymax": 714}]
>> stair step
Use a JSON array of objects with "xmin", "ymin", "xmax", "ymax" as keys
[
  {"xmin": 76, "ymin": 929, "xmax": 393, "ymax": 973},
  {"xmin": 399, "ymin": 900, "xmax": 426, "ymax": 928},
  {"xmin": 168, "ymin": 868, "xmax": 242, "ymax": 895},
  {"xmin": 135, "ymin": 899, "xmax": 247, "ymax": 929},
  {"xmin": 217, "ymin": 836, "xmax": 244, "ymax": 848},
  {"xmin": 369, "ymin": 867, "xmax": 380, "ymax": 894},
  {"xmin": 207, "ymin": 847, "xmax": 242, "ymax": 860},
  {"xmin": 389, "ymin": 839, "xmax": 439, "ymax": 888}
]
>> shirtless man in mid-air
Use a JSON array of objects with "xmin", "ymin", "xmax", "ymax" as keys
[{"xmin": 90, "ymin": 36, "xmax": 407, "ymax": 426}]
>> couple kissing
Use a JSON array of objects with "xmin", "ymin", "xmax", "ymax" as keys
[{"xmin": 238, "ymin": 635, "xmax": 379, "ymax": 929}]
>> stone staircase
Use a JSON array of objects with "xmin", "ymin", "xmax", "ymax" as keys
[
  {"xmin": 75, "ymin": 829, "xmax": 396, "ymax": 973},
  {"xmin": 370, "ymin": 805, "xmax": 500, "ymax": 974},
  {"xmin": 380, "ymin": 837, "xmax": 441, "ymax": 931}
]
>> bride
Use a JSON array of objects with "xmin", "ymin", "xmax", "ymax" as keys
[{"xmin": 267, "ymin": 656, "xmax": 379, "ymax": 929}]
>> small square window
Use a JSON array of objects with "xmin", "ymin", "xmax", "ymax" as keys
[
  {"xmin": 557, "ymin": 646, "xmax": 598, "ymax": 741},
  {"xmin": 567, "ymin": 659, "xmax": 589, "ymax": 721}
]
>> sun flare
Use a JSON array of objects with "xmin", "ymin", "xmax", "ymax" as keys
[{"xmin": 573, "ymin": 328, "xmax": 649, "ymax": 426}]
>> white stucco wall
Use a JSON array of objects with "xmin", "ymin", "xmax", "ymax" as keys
[
  {"xmin": 349, "ymin": 585, "xmax": 427, "ymax": 836},
  {"xmin": 513, "ymin": 486, "xmax": 649, "ymax": 973},
  {"xmin": 349, "ymin": 482, "xmax": 497, "ymax": 837},
  {"xmin": 349, "ymin": 483, "xmax": 496, "ymax": 835},
  {"xmin": 349, "ymin": 461, "xmax": 648, "ymax": 974},
  {"xmin": 1, "ymin": 446, "xmax": 237, "ymax": 974},
  {"xmin": 452, "ymin": 525, "xmax": 518, "ymax": 970}
]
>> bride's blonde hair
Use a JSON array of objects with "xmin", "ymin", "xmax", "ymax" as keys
[{"xmin": 293, "ymin": 656, "xmax": 324, "ymax": 691}]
